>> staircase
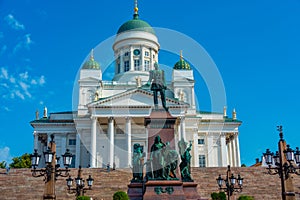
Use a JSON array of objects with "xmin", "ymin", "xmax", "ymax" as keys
[{"xmin": 0, "ymin": 167, "xmax": 299, "ymax": 200}]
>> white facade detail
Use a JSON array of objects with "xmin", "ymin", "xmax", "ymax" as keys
[{"xmin": 30, "ymin": 7, "xmax": 242, "ymax": 169}]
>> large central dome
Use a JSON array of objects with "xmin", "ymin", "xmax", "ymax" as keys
[{"xmin": 117, "ymin": 14, "xmax": 155, "ymax": 35}]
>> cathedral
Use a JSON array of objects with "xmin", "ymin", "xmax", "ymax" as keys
[{"xmin": 30, "ymin": 2, "xmax": 241, "ymax": 169}]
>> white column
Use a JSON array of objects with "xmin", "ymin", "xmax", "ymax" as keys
[
  {"xmin": 130, "ymin": 46, "xmax": 134, "ymax": 71},
  {"xmin": 235, "ymin": 134, "xmax": 241, "ymax": 167},
  {"xmin": 220, "ymin": 133, "xmax": 228, "ymax": 167},
  {"xmin": 150, "ymin": 48, "xmax": 153, "ymax": 69},
  {"xmin": 61, "ymin": 134, "xmax": 67, "ymax": 167},
  {"xmin": 33, "ymin": 131, "xmax": 38, "ymax": 149},
  {"xmin": 75, "ymin": 133, "xmax": 81, "ymax": 168},
  {"xmin": 141, "ymin": 47, "xmax": 145, "ymax": 71},
  {"xmin": 227, "ymin": 140, "xmax": 232, "ymax": 166},
  {"xmin": 120, "ymin": 49, "xmax": 124, "ymax": 73},
  {"xmin": 126, "ymin": 117, "xmax": 132, "ymax": 167},
  {"xmin": 177, "ymin": 121, "xmax": 181, "ymax": 142},
  {"xmin": 231, "ymin": 135, "xmax": 237, "ymax": 167},
  {"xmin": 180, "ymin": 117, "xmax": 186, "ymax": 141},
  {"xmin": 193, "ymin": 133, "xmax": 199, "ymax": 167},
  {"xmin": 207, "ymin": 134, "xmax": 214, "ymax": 167},
  {"xmin": 108, "ymin": 117, "xmax": 115, "ymax": 167},
  {"xmin": 145, "ymin": 128, "xmax": 149, "ymax": 160},
  {"xmin": 191, "ymin": 86, "xmax": 196, "ymax": 110},
  {"xmin": 90, "ymin": 117, "xmax": 97, "ymax": 168}
]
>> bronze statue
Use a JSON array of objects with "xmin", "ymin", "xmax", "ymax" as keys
[
  {"xmin": 178, "ymin": 139, "xmax": 193, "ymax": 182},
  {"xmin": 163, "ymin": 142, "xmax": 178, "ymax": 180},
  {"xmin": 149, "ymin": 62, "xmax": 168, "ymax": 111},
  {"xmin": 131, "ymin": 143, "xmax": 144, "ymax": 182},
  {"xmin": 150, "ymin": 135, "xmax": 166, "ymax": 179}
]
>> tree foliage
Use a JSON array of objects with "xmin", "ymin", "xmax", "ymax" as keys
[
  {"xmin": 0, "ymin": 161, "xmax": 7, "ymax": 168},
  {"xmin": 113, "ymin": 191, "xmax": 129, "ymax": 200},
  {"xmin": 76, "ymin": 196, "xmax": 90, "ymax": 200},
  {"xmin": 9, "ymin": 153, "xmax": 31, "ymax": 168},
  {"xmin": 238, "ymin": 195, "xmax": 254, "ymax": 200},
  {"xmin": 211, "ymin": 192, "xmax": 226, "ymax": 200}
]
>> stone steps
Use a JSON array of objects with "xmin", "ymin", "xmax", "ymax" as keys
[{"xmin": 0, "ymin": 167, "xmax": 300, "ymax": 200}]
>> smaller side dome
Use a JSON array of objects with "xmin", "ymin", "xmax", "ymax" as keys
[
  {"xmin": 174, "ymin": 51, "xmax": 191, "ymax": 70},
  {"xmin": 82, "ymin": 49, "xmax": 101, "ymax": 70}
]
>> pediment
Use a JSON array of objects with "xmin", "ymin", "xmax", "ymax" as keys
[
  {"xmin": 78, "ymin": 77, "xmax": 101, "ymax": 82},
  {"xmin": 88, "ymin": 89, "xmax": 188, "ymax": 108}
]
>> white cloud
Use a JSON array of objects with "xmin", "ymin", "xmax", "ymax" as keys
[
  {"xmin": 0, "ymin": 146, "xmax": 12, "ymax": 164},
  {"xmin": 0, "ymin": 67, "xmax": 8, "ymax": 79},
  {"xmin": 0, "ymin": 67, "xmax": 46, "ymax": 101},
  {"xmin": 19, "ymin": 71, "xmax": 29, "ymax": 80},
  {"xmin": 4, "ymin": 14, "xmax": 25, "ymax": 30},
  {"xmin": 13, "ymin": 34, "xmax": 33, "ymax": 53},
  {"xmin": 15, "ymin": 90, "xmax": 25, "ymax": 100},
  {"xmin": 39, "ymin": 75, "xmax": 45, "ymax": 85},
  {"xmin": 2, "ymin": 106, "xmax": 11, "ymax": 112}
]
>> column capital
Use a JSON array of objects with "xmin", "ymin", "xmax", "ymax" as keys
[
  {"xmin": 108, "ymin": 117, "xmax": 114, "ymax": 123},
  {"xmin": 125, "ymin": 117, "xmax": 131, "ymax": 122},
  {"xmin": 91, "ymin": 116, "xmax": 97, "ymax": 121}
]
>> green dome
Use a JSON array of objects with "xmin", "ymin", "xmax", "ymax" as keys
[
  {"xmin": 174, "ymin": 59, "xmax": 191, "ymax": 70},
  {"xmin": 82, "ymin": 59, "xmax": 100, "ymax": 70},
  {"xmin": 117, "ymin": 14, "xmax": 155, "ymax": 35},
  {"xmin": 82, "ymin": 51, "xmax": 100, "ymax": 70}
]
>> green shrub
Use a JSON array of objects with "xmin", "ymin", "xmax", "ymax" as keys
[
  {"xmin": 113, "ymin": 191, "xmax": 129, "ymax": 200},
  {"xmin": 238, "ymin": 195, "xmax": 254, "ymax": 200},
  {"xmin": 211, "ymin": 192, "xmax": 226, "ymax": 200},
  {"xmin": 76, "ymin": 196, "xmax": 90, "ymax": 200}
]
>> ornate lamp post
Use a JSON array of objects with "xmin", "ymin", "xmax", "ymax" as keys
[
  {"xmin": 30, "ymin": 135, "xmax": 73, "ymax": 200},
  {"xmin": 66, "ymin": 166, "xmax": 94, "ymax": 197},
  {"xmin": 216, "ymin": 165, "xmax": 243, "ymax": 200},
  {"xmin": 263, "ymin": 126, "xmax": 300, "ymax": 200}
]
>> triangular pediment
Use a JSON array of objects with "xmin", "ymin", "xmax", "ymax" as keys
[
  {"xmin": 88, "ymin": 89, "xmax": 188, "ymax": 108},
  {"xmin": 78, "ymin": 77, "xmax": 101, "ymax": 82}
]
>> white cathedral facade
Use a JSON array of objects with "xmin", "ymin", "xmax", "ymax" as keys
[{"xmin": 31, "ymin": 3, "xmax": 241, "ymax": 169}]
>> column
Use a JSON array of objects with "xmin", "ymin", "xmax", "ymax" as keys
[
  {"xmin": 234, "ymin": 134, "xmax": 241, "ymax": 167},
  {"xmin": 231, "ymin": 135, "xmax": 237, "ymax": 167},
  {"xmin": 61, "ymin": 134, "xmax": 67, "ymax": 166},
  {"xmin": 90, "ymin": 117, "xmax": 97, "ymax": 168},
  {"xmin": 177, "ymin": 120, "xmax": 181, "ymax": 142},
  {"xmin": 33, "ymin": 131, "xmax": 38, "ymax": 149},
  {"xmin": 108, "ymin": 117, "xmax": 115, "ymax": 167},
  {"xmin": 126, "ymin": 117, "xmax": 132, "ymax": 167},
  {"xmin": 120, "ymin": 49, "xmax": 124, "ymax": 73},
  {"xmin": 180, "ymin": 117, "xmax": 186, "ymax": 141},
  {"xmin": 193, "ymin": 133, "xmax": 199, "ymax": 167},
  {"xmin": 130, "ymin": 46, "xmax": 134, "ymax": 71},
  {"xmin": 227, "ymin": 140, "xmax": 232, "ymax": 166},
  {"xmin": 141, "ymin": 47, "xmax": 145, "ymax": 71},
  {"xmin": 75, "ymin": 133, "xmax": 81, "ymax": 168},
  {"xmin": 150, "ymin": 48, "xmax": 154, "ymax": 69},
  {"xmin": 220, "ymin": 133, "xmax": 228, "ymax": 167},
  {"xmin": 207, "ymin": 135, "xmax": 214, "ymax": 167}
]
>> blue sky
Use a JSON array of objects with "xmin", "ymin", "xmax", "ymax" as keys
[{"xmin": 0, "ymin": 0, "xmax": 299, "ymax": 167}]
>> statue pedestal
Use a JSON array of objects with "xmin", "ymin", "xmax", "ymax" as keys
[
  {"xmin": 143, "ymin": 180, "xmax": 185, "ymax": 200},
  {"xmin": 127, "ymin": 182, "xmax": 143, "ymax": 200},
  {"xmin": 144, "ymin": 109, "xmax": 177, "ymax": 152},
  {"xmin": 128, "ymin": 109, "xmax": 207, "ymax": 200}
]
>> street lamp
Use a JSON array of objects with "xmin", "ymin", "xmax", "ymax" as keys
[
  {"xmin": 263, "ymin": 126, "xmax": 300, "ymax": 200},
  {"xmin": 216, "ymin": 165, "xmax": 243, "ymax": 200},
  {"xmin": 66, "ymin": 166, "xmax": 94, "ymax": 197},
  {"xmin": 30, "ymin": 135, "xmax": 73, "ymax": 200}
]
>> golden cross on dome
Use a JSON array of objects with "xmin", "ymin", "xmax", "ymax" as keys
[{"xmin": 134, "ymin": 0, "xmax": 138, "ymax": 14}]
